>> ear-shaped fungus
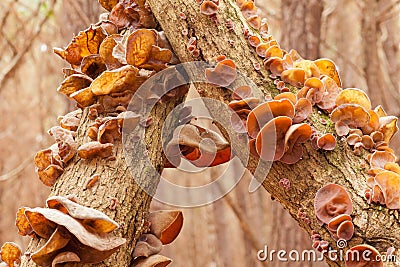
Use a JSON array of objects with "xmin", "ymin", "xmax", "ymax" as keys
[
  {"xmin": 317, "ymin": 76, "xmax": 341, "ymax": 111},
  {"xmin": 345, "ymin": 244, "xmax": 383, "ymax": 267},
  {"xmin": 77, "ymin": 141, "xmax": 114, "ymax": 159},
  {"xmin": 51, "ymin": 251, "xmax": 80, "ymax": 266},
  {"xmin": 314, "ymin": 184, "xmax": 353, "ymax": 225},
  {"xmin": 133, "ymin": 234, "xmax": 163, "ymax": 258},
  {"xmin": 205, "ymin": 59, "xmax": 237, "ymax": 87},
  {"xmin": 331, "ymin": 104, "xmax": 370, "ymax": 128},
  {"xmin": 133, "ymin": 254, "xmax": 172, "ymax": 267},
  {"xmin": 336, "ymin": 88, "xmax": 372, "ymax": 111},
  {"xmin": 256, "ymin": 116, "xmax": 292, "ymax": 161},
  {"xmin": 280, "ymin": 68, "xmax": 305, "ymax": 87},
  {"xmin": 246, "ymin": 100, "xmax": 294, "ymax": 138},
  {"xmin": 0, "ymin": 242, "xmax": 21, "ymax": 267},
  {"xmin": 24, "ymin": 204, "xmax": 125, "ymax": 265},
  {"xmin": 314, "ymin": 58, "xmax": 341, "ymax": 87},
  {"xmin": 200, "ymin": 0, "xmax": 219, "ymax": 16},
  {"xmin": 279, "ymin": 123, "xmax": 312, "ymax": 164},
  {"xmin": 368, "ymin": 151, "xmax": 396, "ymax": 169},
  {"xmin": 374, "ymin": 171, "xmax": 400, "ymax": 209},
  {"xmin": 148, "ymin": 210, "xmax": 184, "ymax": 245},
  {"xmin": 293, "ymin": 98, "xmax": 312, "ymax": 123},
  {"xmin": 165, "ymin": 124, "xmax": 231, "ymax": 168},
  {"xmin": 317, "ymin": 133, "xmax": 337, "ymax": 151},
  {"xmin": 336, "ymin": 220, "xmax": 354, "ymax": 241},
  {"xmin": 46, "ymin": 196, "xmax": 119, "ymax": 233}
]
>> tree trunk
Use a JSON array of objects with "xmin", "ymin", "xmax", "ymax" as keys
[
  {"xmin": 21, "ymin": 98, "xmax": 186, "ymax": 266},
  {"xmin": 147, "ymin": 0, "xmax": 400, "ymax": 266},
  {"xmin": 20, "ymin": 0, "xmax": 400, "ymax": 266}
]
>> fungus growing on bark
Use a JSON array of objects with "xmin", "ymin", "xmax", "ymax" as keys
[
  {"xmin": 317, "ymin": 133, "xmax": 336, "ymax": 151},
  {"xmin": 327, "ymin": 214, "xmax": 352, "ymax": 232},
  {"xmin": 345, "ymin": 244, "xmax": 383, "ymax": 267},
  {"xmin": 0, "ymin": 242, "xmax": 21, "ymax": 267},
  {"xmin": 133, "ymin": 234, "xmax": 163, "ymax": 258},
  {"xmin": 274, "ymin": 92, "xmax": 297, "ymax": 104},
  {"xmin": 331, "ymin": 104, "xmax": 370, "ymax": 128},
  {"xmin": 280, "ymin": 68, "xmax": 305, "ymax": 87},
  {"xmin": 317, "ymin": 76, "xmax": 341, "ymax": 111},
  {"xmin": 279, "ymin": 123, "xmax": 312, "ymax": 164},
  {"xmin": 314, "ymin": 184, "xmax": 353, "ymax": 225},
  {"xmin": 90, "ymin": 65, "xmax": 151, "ymax": 96},
  {"xmin": 46, "ymin": 196, "xmax": 119, "ymax": 233},
  {"xmin": 335, "ymin": 121, "xmax": 350, "ymax": 137},
  {"xmin": 256, "ymin": 116, "xmax": 292, "ymax": 161},
  {"xmin": 373, "ymin": 171, "xmax": 400, "ymax": 209},
  {"xmin": 54, "ymin": 26, "xmax": 106, "ymax": 67},
  {"xmin": 148, "ymin": 210, "xmax": 184, "ymax": 245},
  {"xmin": 247, "ymin": 15, "xmax": 261, "ymax": 30},
  {"xmin": 336, "ymin": 220, "xmax": 354, "ymax": 241},
  {"xmin": 57, "ymin": 74, "xmax": 93, "ymax": 97},
  {"xmin": 200, "ymin": 0, "xmax": 219, "ymax": 16},
  {"xmin": 314, "ymin": 58, "xmax": 341, "ymax": 87},
  {"xmin": 346, "ymin": 134, "xmax": 362, "ymax": 146},
  {"xmin": 248, "ymin": 35, "xmax": 261, "ymax": 47},
  {"xmin": 165, "ymin": 124, "xmax": 231, "ymax": 168},
  {"xmin": 369, "ymin": 151, "xmax": 396, "ymax": 169},
  {"xmin": 246, "ymin": 100, "xmax": 294, "ymax": 138},
  {"xmin": 293, "ymin": 60, "xmax": 320, "ymax": 79},
  {"xmin": 336, "ymin": 88, "xmax": 372, "ymax": 111},
  {"xmin": 51, "ymin": 252, "xmax": 80, "ymax": 266},
  {"xmin": 232, "ymin": 86, "xmax": 253, "ymax": 100},
  {"xmin": 378, "ymin": 115, "xmax": 399, "ymax": 143},
  {"xmin": 293, "ymin": 98, "xmax": 312, "ymax": 123},
  {"xmin": 205, "ymin": 59, "xmax": 237, "ymax": 87},
  {"xmin": 57, "ymin": 109, "xmax": 82, "ymax": 131},
  {"xmin": 133, "ymin": 254, "xmax": 172, "ymax": 267},
  {"xmin": 77, "ymin": 141, "xmax": 114, "ymax": 159},
  {"xmin": 300, "ymin": 77, "xmax": 325, "ymax": 105},
  {"xmin": 81, "ymin": 54, "xmax": 107, "ymax": 79}
]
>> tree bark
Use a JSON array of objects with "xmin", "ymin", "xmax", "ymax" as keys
[
  {"xmin": 21, "ymin": 98, "xmax": 186, "ymax": 266},
  {"xmin": 147, "ymin": 0, "xmax": 400, "ymax": 266}
]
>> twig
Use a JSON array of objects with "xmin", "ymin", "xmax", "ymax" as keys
[
  {"xmin": 0, "ymin": 156, "xmax": 32, "ymax": 182},
  {"xmin": 377, "ymin": 0, "xmax": 400, "ymax": 23},
  {"xmin": 67, "ymin": 0, "xmax": 92, "ymax": 27},
  {"xmin": 0, "ymin": 0, "xmax": 57, "ymax": 92}
]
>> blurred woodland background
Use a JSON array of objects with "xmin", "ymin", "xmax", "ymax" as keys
[{"xmin": 0, "ymin": 0, "xmax": 399, "ymax": 266}]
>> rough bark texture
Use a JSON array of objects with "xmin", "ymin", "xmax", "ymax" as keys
[
  {"xmin": 147, "ymin": 0, "xmax": 400, "ymax": 266},
  {"xmin": 21, "ymin": 99, "xmax": 185, "ymax": 266}
]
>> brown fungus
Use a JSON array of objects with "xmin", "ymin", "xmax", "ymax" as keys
[
  {"xmin": 200, "ymin": 0, "xmax": 219, "ymax": 16},
  {"xmin": 369, "ymin": 151, "xmax": 396, "ymax": 169},
  {"xmin": 317, "ymin": 133, "xmax": 337, "ymax": 151},
  {"xmin": 133, "ymin": 254, "xmax": 172, "ymax": 267},
  {"xmin": 314, "ymin": 183, "xmax": 353, "ymax": 225},
  {"xmin": 374, "ymin": 171, "xmax": 400, "ymax": 209},
  {"xmin": 336, "ymin": 220, "xmax": 354, "ymax": 241},
  {"xmin": 280, "ymin": 68, "xmax": 306, "ymax": 87},
  {"xmin": 148, "ymin": 210, "xmax": 184, "ymax": 245},
  {"xmin": 25, "ymin": 207, "xmax": 126, "ymax": 264},
  {"xmin": 46, "ymin": 196, "xmax": 119, "ymax": 233},
  {"xmin": 133, "ymin": 234, "xmax": 163, "ymax": 258},
  {"xmin": 0, "ymin": 242, "xmax": 21, "ymax": 267},
  {"xmin": 77, "ymin": 141, "xmax": 114, "ymax": 159},
  {"xmin": 293, "ymin": 98, "xmax": 312, "ymax": 123},
  {"xmin": 256, "ymin": 116, "xmax": 293, "ymax": 161},
  {"xmin": 314, "ymin": 58, "xmax": 341, "ymax": 87},
  {"xmin": 279, "ymin": 123, "xmax": 312, "ymax": 164},
  {"xmin": 331, "ymin": 104, "xmax": 370, "ymax": 128},
  {"xmin": 336, "ymin": 88, "xmax": 372, "ymax": 111},
  {"xmin": 205, "ymin": 59, "xmax": 237, "ymax": 87},
  {"xmin": 246, "ymin": 99, "xmax": 294, "ymax": 138},
  {"xmin": 345, "ymin": 244, "xmax": 383, "ymax": 267},
  {"xmin": 51, "ymin": 251, "xmax": 80, "ymax": 266}
]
